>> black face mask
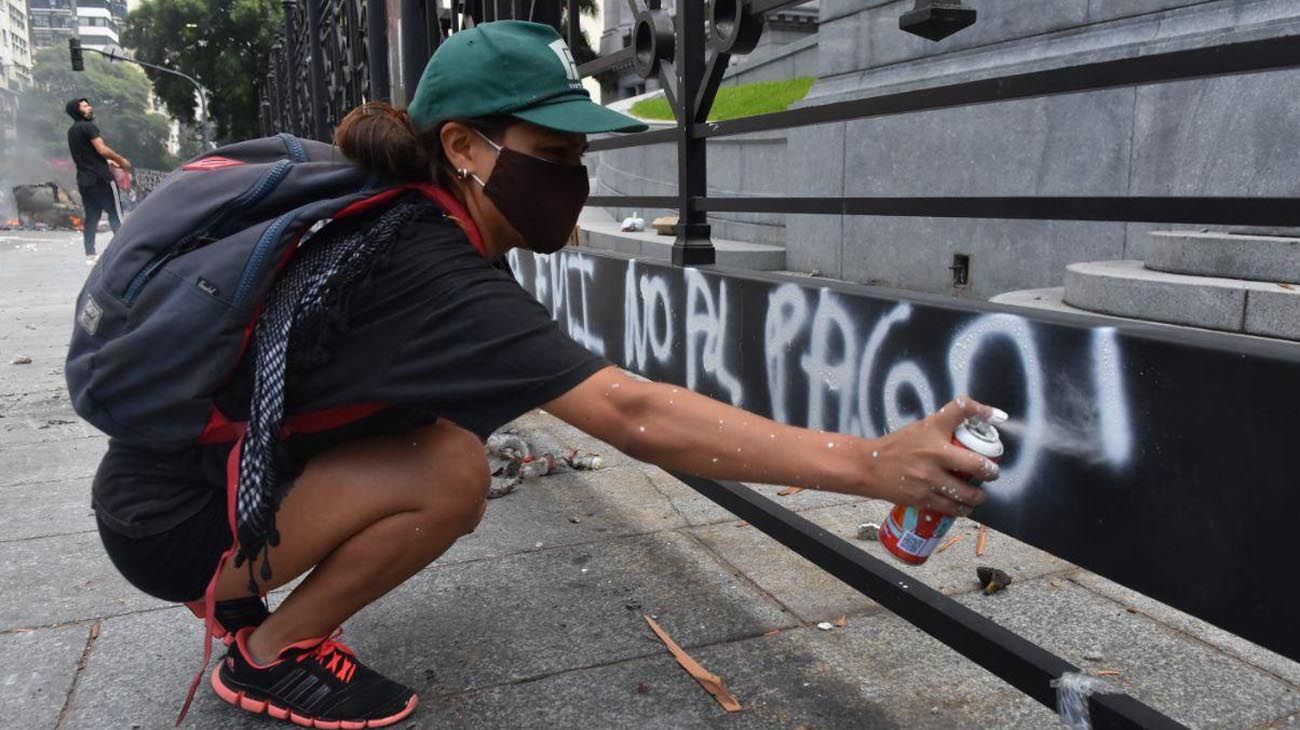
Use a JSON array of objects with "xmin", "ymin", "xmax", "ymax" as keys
[{"xmin": 472, "ymin": 132, "xmax": 589, "ymax": 255}]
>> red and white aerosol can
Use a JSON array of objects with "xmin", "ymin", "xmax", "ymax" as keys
[{"xmin": 879, "ymin": 416, "xmax": 1004, "ymax": 565}]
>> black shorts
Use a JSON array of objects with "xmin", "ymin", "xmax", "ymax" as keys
[
  {"xmin": 93, "ymin": 410, "xmax": 440, "ymax": 603},
  {"xmin": 97, "ymin": 497, "xmax": 230, "ymax": 603},
  {"xmin": 94, "ymin": 440, "xmax": 233, "ymax": 603}
]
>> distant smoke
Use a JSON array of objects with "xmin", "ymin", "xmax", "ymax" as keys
[{"xmin": 0, "ymin": 137, "xmax": 79, "ymax": 220}]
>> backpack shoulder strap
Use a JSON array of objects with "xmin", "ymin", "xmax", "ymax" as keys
[{"xmin": 333, "ymin": 183, "xmax": 486, "ymax": 257}]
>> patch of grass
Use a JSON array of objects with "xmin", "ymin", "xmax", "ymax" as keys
[{"xmin": 629, "ymin": 76, "xmax": 816, "ymax": 122}]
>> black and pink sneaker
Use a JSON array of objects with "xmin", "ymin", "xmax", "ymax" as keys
[{"xmin": 211, "ymin": 627, "xmax": 417, "ymax": 728}]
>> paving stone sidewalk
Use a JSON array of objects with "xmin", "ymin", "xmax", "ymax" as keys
[{"xmin": 2, "ymin": 231, "xmax": 1297, "ymax": 729}]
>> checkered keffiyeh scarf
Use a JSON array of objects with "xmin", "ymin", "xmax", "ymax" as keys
[{"xmin": 234, "ymin": 197, "xmax": 428, "ymax": 585}]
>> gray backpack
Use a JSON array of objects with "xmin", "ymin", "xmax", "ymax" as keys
[{"xmin": 65, "ymin": 133, "xmax": 470, "ymax": 448}]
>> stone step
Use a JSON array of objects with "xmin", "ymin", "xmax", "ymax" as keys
[
  {"xmin": 1062, "ymin": 260, "xmax": 1300, "ymax": 341},
  {"xmin": 991, "ymin": 287, "xmax": 1300, "ymax": 347},
  {"xmin": 576, "ymin": 209, "xmax": 786, "ymax": 271},
  {"xmin": 1145, "ymin": 230, "xmax": 1300, "ymax": 283}
]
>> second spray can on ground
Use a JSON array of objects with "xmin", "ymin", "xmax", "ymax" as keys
[{"xmin": 879, "ymin": 417, "xmax": 1004, "ymax": 565}]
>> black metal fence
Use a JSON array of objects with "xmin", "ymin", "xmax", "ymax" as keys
[
  {"xmin": 258, "ymin": 1, "xmax": 578, "ymax": 141},
  {"xmin": 256, "ymin": 3, "xmax": 1300, "ymax": 726},
  {"xmin": 131, "ymin": 168, "xmax": 170, "ymax": 199}
]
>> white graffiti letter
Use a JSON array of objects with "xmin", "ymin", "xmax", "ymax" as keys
[
  {"xmin": 800, "ymin": 289, "xmax": 858, "ymax": 433},
  {"xmin": 685, "ymin": 269, "xmax": 743, "ymax": 406},
  {"xmin": 562, "ymin": 252, "xmax": 605, "ymax": 356},
  {"xmin": 642, "ymin": 274, "xmax": 674, "ymax": 364},
  {"xmin": 623, "ymin": 261, "xmax": 646, "ymax": 368},
  {"xmin": 882, "ymin": 361, "xmax": 937, "ymax": 432},
  {"xmin": 533, "ymin": 252, "xmax": 551, "ymax": 308},
  {"xmin": 856, "ymin": 303, "xmax": 915, "ymax": 438},
  {"xmin": 764, "ymin": 284, "xmax": 807, "ymax": 424},
  {"xmin": 623, "ymin": 261, "xmax": 674, "ymax": 369},
  {"xmin": 947, "ymin": 314, "xmax": 1045, "ymax": 500},
  {"xmin": 1091, "ymin": 327, "xmax": 1132, "ymax": 467},
  {"xmin": 506, "ymin": 249, "xmax": 528, "ymax": 287}
]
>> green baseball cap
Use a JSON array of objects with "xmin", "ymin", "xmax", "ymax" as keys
[{"xmin": 408, "ymin": 21, "xmax": 648, "ymax": 134}]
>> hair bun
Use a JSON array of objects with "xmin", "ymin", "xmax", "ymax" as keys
[{"xmin": 334, "ymin": 102, "xmax": 432, "ymax": 182}]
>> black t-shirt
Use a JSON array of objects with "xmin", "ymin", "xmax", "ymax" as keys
[
  {"xmin": 68, "ymin": 119, "xmax": 112, "ymax": 188},
  {"xmin": 92, "ymin": 202, "xmax": 609, "ymax": 537}
]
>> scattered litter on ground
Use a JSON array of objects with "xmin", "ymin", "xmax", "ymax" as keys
[
  {"xmin": 976, "ymin": 566, "xmax": 1012, "ymax": 595},
  {"xmin": 1083, "ymin": 649, "xmax": 1105, "ymax": 661},
  {"xmin": 485, "ymin": 428, "xmax": 604, "ymax": 498},
  {"xmin": 816, "ymin": 622, "xmax": 834, "ymax": 631},
  {"xmin": 1050, "ymin": 579, "xmax": 1064, "ymax": 588},
  {"xmin": 1052, "ymin": 672, "xmax": 1116, "ymax": 730},
  {"xmin": 568, "ymin": 516, "xmax": 582, "ymax": 524},
  {"xmin": 644, "ymin": 615, "xmax": 742, "ymax": 712},
  {"xmin": 621, "ymin": 212, "xmax": 646, "ymax": 232},
  {"xmin": 735, "ymin": 521, "xmax": 749, "ymax": 527},
  {"xmin": 936, "ymin": 534, "xmax": 963, "ymax": 553},
  {"xmin": 636, "ymin": 682, "xmax": 651, "ymax": 694},
  {"xmin": 763, "ymin": 629, "xmax": 780, "ymax": 637},
  {"xmin": 1125, "ymin": 607, "xmax": 1138, "ymax": 614},
  {"xmin": 569, "ymin": 454, "xmax": 603, "ymax": 469},
  {"xmin": 10, "ymin": 355, "xmax": 32, "ymax": 365},
  {"xmin": 1096, "ymin": 669, "xmax": 1122, "ymax": 677},
  {"xmin": 1280, "ymin": 283, "xmax": 1295, "ymax": 291},
  {"xmin": 976, "ymin": 525, "xmax": 989, "ymax": 556},
  {"xmin": 651, "ymin": 215, "xmax": 678, "ymax": 236},
  {"xmin": 777, "ymin": 486, "xmax": 803, "ymax": 496},
  {"xmin": 856, "ymin": 523, "xmax": 880, "ymax": 541},
  {"xmin": 834, "ymin": 615, "xmax": 846, "ymax": 627}
]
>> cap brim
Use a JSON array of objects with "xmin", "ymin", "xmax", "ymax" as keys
[{"xmin": 511, "ymin": 95, "xmax": 649, "ymax": 134}]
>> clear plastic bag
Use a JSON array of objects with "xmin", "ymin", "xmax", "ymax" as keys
[{"xmin": 1050, "ymin": 672, "xmax": 1116, "ymax": 729}]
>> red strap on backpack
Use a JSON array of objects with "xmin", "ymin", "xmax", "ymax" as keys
[{"xmin": 334, "ymin": 182, "xmax": 485, "ymax": 255}]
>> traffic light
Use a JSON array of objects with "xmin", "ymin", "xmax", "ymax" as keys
[{"xmin": 69, "ymin": 37, "xmax": 84, "ymax": 72}]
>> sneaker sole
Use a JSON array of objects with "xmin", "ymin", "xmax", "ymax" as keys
[{"xmin": 210, "ymin": 665, "xmax": 418, "ymax": 729}]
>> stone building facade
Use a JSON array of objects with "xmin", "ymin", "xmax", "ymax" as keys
[
  {"xmin": 1, "ymin": 0, "xmax": 32, "ymax": 163},
  {"xmin": 591, "ymin": 1, "xmax": 1300, "ymax": 300},
  {"xmin": 26, "ymin": 0, "xmax": 76, "ymax": 50}
]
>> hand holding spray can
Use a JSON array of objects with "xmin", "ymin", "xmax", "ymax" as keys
[{"xmin": 879, "ymin": 416, "xmax": 1004, "ymax": 565}]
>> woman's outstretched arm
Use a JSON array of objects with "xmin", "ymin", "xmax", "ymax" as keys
[{"xmin": 543, "ymin": 366, "xmax": 1001, "ymax": 516}]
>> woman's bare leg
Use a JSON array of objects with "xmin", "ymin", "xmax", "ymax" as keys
[{"xmin": 212, "ymin": 418, "xmax": 489, "ymax": 664}]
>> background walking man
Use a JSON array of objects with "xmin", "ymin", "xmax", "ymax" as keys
[{"xmin": 65, "ymin": 98, "xmax": 131, "ymax": 262}]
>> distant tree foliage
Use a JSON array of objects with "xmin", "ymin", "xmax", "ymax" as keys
[
  {"xmin": 18, "ymin": 47, "xmax": 174, "ymax": 171},
  {"xmin": 123, "ymin": 0, "xmax": 280, "ymax": 143}
]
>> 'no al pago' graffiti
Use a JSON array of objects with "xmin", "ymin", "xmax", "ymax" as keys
[{"xmin": 508, "ymin": 246, "xmax": 1300, "ymax": 664}]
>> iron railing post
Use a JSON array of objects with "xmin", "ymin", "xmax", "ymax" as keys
[
  {"xmin": 400, "ymin": 0, "xmax": 431, "ymax": 105},
  {"xmin": 567, "ymin": 0, "xmax": 579, "ymax": 48},
  {"xmin": 673, "ymin": 0, "xmax": 715, "ymax": 266},
  {"xmin": 265, "ymin": 70, "xmax": 276, "ymax": 132},
  {"xmin": 281, "ymin": 1, "xmax": 301, "ymax": 135},
  {"xmin": 366, "ymin": 0, "xmax": 391, "ymax": 102},
  {"xmin": 271, "ymin": 37, "xmax": 288, "ymax": 132},
  {"xmin": 305, "ymin": 0, "xmax": 332, "ymax": 140}
]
